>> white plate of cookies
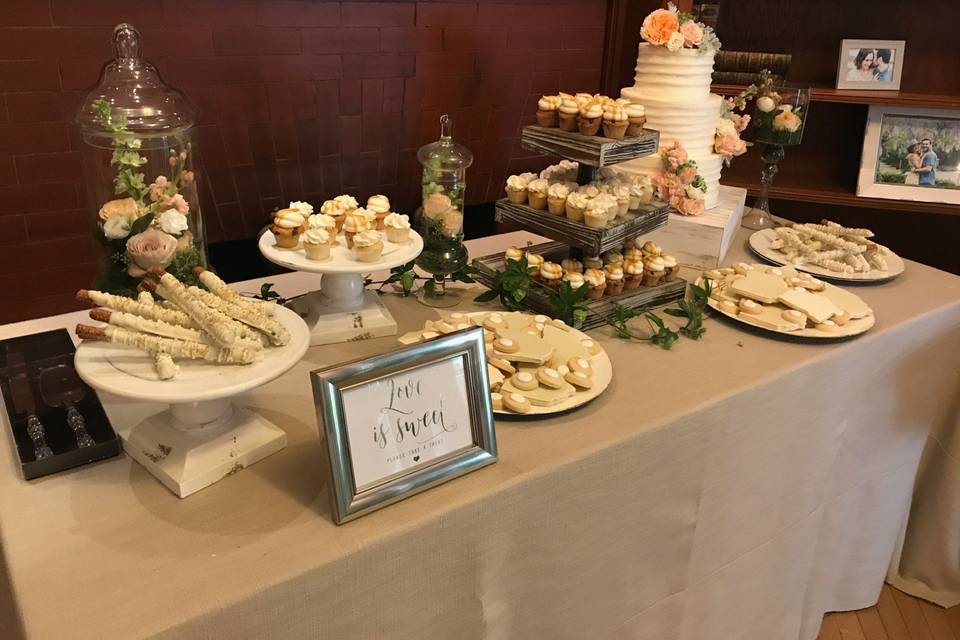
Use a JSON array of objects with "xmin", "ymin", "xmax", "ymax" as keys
[
  {"xmin": 699, "ymin": 262, "xmax": 876, "ymax": 339},
  {"xmin": 398, "ymin": 311, "xmax": 612, "ymax": 416}
]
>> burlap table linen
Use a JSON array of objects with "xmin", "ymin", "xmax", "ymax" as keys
[{"xmin": 0, "ymin": 229, "xmax": 957, "ymax": 639}]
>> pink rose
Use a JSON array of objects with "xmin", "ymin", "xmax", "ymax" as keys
[
  {"xmin": 729, "ymin": 113, "xmax": 750, "ymax": 133},
  {"xmin": 640, "ymin": 9, "xmax": 680, "ymax": 46},
  {"xmin": 160, "ymin": 193, "xmax": 190, "ymax": 214},
  {"xmin": 180, "ymin": 170, "xmax": 195, "ymax": 183},
  {"xmin": 678, "ymin": 165, "xmax": 698, "ymax": 184},
  {"xmin": 715, "ymin": 133, "xmax": 747, "ymax": 158},
  {"xmin": 679, "ymin": 21, "xmax": 703, "ymax": 47},
  {"xmin": 670, "ymin": 195, "xmax": 705, "ymax": 216},
  {"xmin": 663, "ymin": 142, "xmax": 688, "ymax": 168},
  {"xmin": 126, "ymin": 227, "xmax": 178, "ymax": 277},
  {"xmin": 652, "ymin": 172, "xmax": 682, "ymax": 201}
]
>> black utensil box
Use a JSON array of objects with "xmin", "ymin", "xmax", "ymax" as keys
[{"xmin": 0, "ymin": 329, "xmax": 120, "ymax": 480}]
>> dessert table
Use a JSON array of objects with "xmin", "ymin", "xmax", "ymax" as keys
[{"xmin": 0, "ymin": 227, "xmax": 958, "ymax": 640}]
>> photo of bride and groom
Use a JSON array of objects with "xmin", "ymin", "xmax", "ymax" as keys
[
  {"xmin": 837, "ymin": 39, "xmax": 905, "ymax": 90},
  {"xmin": 874, "ymin": 114, "xmax": 960, "ymax": 192}
]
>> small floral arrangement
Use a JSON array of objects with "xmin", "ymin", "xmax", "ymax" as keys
[
  {"xmin": 714, "ymin": 104, "xmax": 750, "ymax": 166},
  {"xmin": 91, "ymin": 99, "xmax": 205, "ymax": 293},
  {"xmin": 640, "ymin": 3, "xmax": 721, "ymax": 55},
  {"xmin": 731, "ymin": 70, "xmax": 806, "ymax": 146},
  {"xmin": 652, "ymin": 142, "xmax": 707, "ymax": 216}
]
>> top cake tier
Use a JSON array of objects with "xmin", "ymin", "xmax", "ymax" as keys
[{"xmin": 628, "ymin": 43, "xmax": 716, "ymax": 101}]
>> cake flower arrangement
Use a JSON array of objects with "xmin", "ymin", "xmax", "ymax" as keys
[
  {"xmin": 652, "ymin": 142, "xmax": 708, "ymax": 216},
  {"xmin": 735, "ymin": 69, "xmax": 806, "ymax": 146},
  {"xmin": 91, "ymin": 99, "xmax": 205, "ymax": 293},
  {"xmin": 640, "ymin": 3, "xmax": 721, "ymax": 55}
]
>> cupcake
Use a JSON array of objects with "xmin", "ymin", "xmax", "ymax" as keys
[
  {"xmin": 271, "ymin": 208, "xmax": 306, "ymax": 249},
  {"xmin": 624, "ymin": 259, "xmax": 644, "ymax": 290},
  {"xmin": 540, "ymin": 261, "xmax": 563, "ymax": 289},
  {"xmin": 303, "ymin": 228, "xmax": 331, "ymax": 261},
  {"xmin": 605, "ymin": 265, "xmax": 625, "ymax": 296},
  {"xmin": 383, "ymin": 212, "xmax": 411, "ymax": 243},
  {"xmin": 623, "ymin": 246, "xmax": 642, "ymax": 263},
  {"xmin": 577, "ymin": 100, "xmax": 603, "ymax": 136},
  {"xmin": 320, "ymin": 199, "xmax": 347, "ymax": 231},
  {"xmin": 333, "ymin": 194, "xmax": 359, "ymax": 214},
  {"xmin": 306, "ymin": 213, "xmax": 337, "ymax": 239},
  {"xmin": 602, "ymin": 250, "xmax": 623, "ymax": 268},
  {"xmin": 505, "ymin": 174, "xmax": 532, "ymax": 204},
  {"xmin": 525, "ymin": 252, "xmax": 544, "ymax": 280},
  {"xmin": 366, "ymin": 195, "xmax": 391, "ymax": 229},
  {"xmin": 583, "ymin": 201, "xmax": 608, "ymax": 229},
  {"xmin": 558, "ymin": 97, "xmax": 579, "ymax": 132},
  {"xmin": 593, "ymin": 193, "xmax": 619, "ymax": 223},
  {"xmin": 561, "ymin": 257, "xmax": 583, "ymax": 274},
  {"xmin": 629, "ymin": 177, "xmax": 653, "ymax": 209},
  {"xmin": 342, "ymin": 211, "xmax": 370, "ymax": 248},
  {"xmin": 574, "ymin": 93, "xmax": 593, "ymax": 107},
  {"xmin": 352, "ymin": 230, "xmax": 384, "ymax": 263},
  {"xmin": 578, "ymin": 183, "xmax": 601, "ymax": 199},
  {"xmin": 565, "ymin": 192, "xmax": 589, "ymax": 222},
  {"xmin": 625, "ymin": 103, "xmax": 647, "ymax": 136},
  {"xmin": 583, "ymin": 254, "xmax": 603, "ymax": 270},
  {"xmin": 612, "ymin": 184, "xmax": 630, "ymax": 216},
  {"xmin": 546, "ymin": 183, "xmax": 569, "ymax": 216},
  {"xmin": 584, "ymin": 268, "xmax": 606, "ymax": 300},
  {"xmin": 423, "ymin": 193, "xmax": 453, "ymax": 220},
  {"xmin": 526, "ymin": 178, "xmax": 549, "ymax": 210},
  {"xmin": 661, "ymin": 253, "xmax": 680, "ymax": 281},
  {"xmin": 602, "ymin": 105, "xmax": 629, "ymax": 140},
  {"xmin": 536, "ymin": 95, "xmax": 561, "ymax": 128},
  {"xmin": 563, "ymin": 271, "xmax": 586, "ymax": 292},
  {"xmin": 640, "ymin": 239, "xmax": 661, "ymax": 258},
  {"xmin": 289, "ymin": 200, "xmax": 314, "ymax": 217},
  {"xmin": 504, "ymin": 245, "xmax": 524, "ymax": 265},
  {"xmin": 643, "ymin": 256, "xmax": 666, "ymax": 286}
]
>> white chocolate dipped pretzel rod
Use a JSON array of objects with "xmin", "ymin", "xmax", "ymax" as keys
[
  {"xmin": 187, "ymin": 286, "xmax": 290, "ymax": 346},
  {"xmin": 78, "ymin": 289, "xmax": 199, "ymax": 329},
  {"xmin": 89, "ymin": 308, "xmax": 264, "ymax": 352},
  {"xmin": 193, "ymin": 267, "xmax": 276, "ymax": 317},
  {"xmin": 820, "ymin": 220, "xmax": 874, "ymax": 238},
  {"xmin": 149, "ymin": 272, "xmax": 238, "ymax": 347},
  {"xmin": 76, "ymin": 324, "xmax": 260, "ymax": 365}
]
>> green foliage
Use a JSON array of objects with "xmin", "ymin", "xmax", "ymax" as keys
[
  {"xmin": 549, "ymin": 280, "xmax": 589, "ymax": 326},
  {"xmin": 253, "ymin": 283, "xmax": 287, "ymax": 305},
  {"xmin": 368, "ymin": 261, "xmax": 477, "ymax": 297},
  {"xmin": 474, "ymin": 256, "xmax": 534, "ymax": 311},
  {"xmin": 662, "ymin": 279, "xmax": 712, "ymax": 339},
  {"xmin": 128, "ymin": 212, "xmax": 155, "ymax": 237},
  {"xmin": 91, "ymin": 98, "xmax": 149, "ymax": 204},
  {"xmin": 875, "ymin": 170, "xmax": 906, "ymax": 184},
  {"xmin": 166, "ymin": 243, "xmax": 204, "ymax": 287},
  {"xmin": 602, "ymin": 279, "xmax": 712, "ymax": 349}
]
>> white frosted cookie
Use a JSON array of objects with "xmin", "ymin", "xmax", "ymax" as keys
[
  {"xmin": 782, "ymin": 309, "xmax": 807, "ymax": 326},
  {"xmin": 564, "ymin": 370, "xmax": 593, "ymax": 389},
  {"xmin": 580, "ymin": 338, "xmax": 602, "ymax": 356},
  {"xmin": 718, "ymin": 300, "xmax": 738, "ymax": 315},
  {"xmin": 511, "ymin": 371, "xmax": 538, "ymax": 391},
  {"xmin": 738, "ymin": 298, "xmax": 763, "ymax": 315},
  {"xmin": 815, "ymin": 320, "xmax": 842, "ymax": 334},
  {"xmin": 730, "ymin": 271, "xmax": 788, "ymax": 303},
  {"xmin": 818, "ymin": 283, "xmax": 872, "ymax": 319},
  {"xmin": 777, "ymin": 288, "xmax": 843, "ymax": 324},
  {"xmin": 536, "ymin": 366, "xmax": 565, "ymax": 389},
  {"xmin": 502, "ymin": 391, "xmax": 531, "ymax": 413}
]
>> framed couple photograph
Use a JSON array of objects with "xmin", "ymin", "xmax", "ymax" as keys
[
  {"xmin": 312, "ymin": 326, "xmax": 497, "ymax": 524},
  {"xmin": 836, "ymin": 39, "xmax": 905, "ymax": 91},
  {"xmin": 858, "ymin": 105, "xmax": 960, "ymax": 205}
]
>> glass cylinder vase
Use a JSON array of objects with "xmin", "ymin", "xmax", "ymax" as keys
[{"xmin": 74, "ymin": 23, "xmax": 208, "ymax": 296}]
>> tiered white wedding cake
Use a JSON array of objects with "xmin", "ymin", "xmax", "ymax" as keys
[{"xmin": 619, "ymin": 44, "xmax": 725, "ymax": 210}]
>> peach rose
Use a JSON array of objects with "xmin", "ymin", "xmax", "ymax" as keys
[
  {"xmin": 652, "ymin": 172, "xmax": 682, "ymax": 201},
  {"xmin": 772, "ymin": 110, "xmax": 802, "ymax": 133},
  {"xmin": 729, "ymin": 113, "xmax": 751, "ymax": 133},
  {"xmin": 98, "ymin": 197, "xmax": 139, "ymax": 222},
  {"xmin": 126, "ymin": 227, "xmax": 178, "ymax": 277},
  {"xmin": 679, "ymin": 21, "xmax": 704, "ymax": 47},
  {"xmin": 678, "ymin": 165, "xmax": 699, "ymax": 184},
  {"xmin": 670, "ymin": 195, "xmax": 705, "ymax": 216},
  {"xmin": 423, "ymin": 193, "xmax": 453, "ymax": 220},
  {"xmin": 663, "ymin": 142, "xmax": 689, "ymax": 170},
  {"xmin": 715, "ymin": 133, "xmax": 747, "ymax": 158},
  {"xmin": 641, "ymin": 9, "xmax": 679, "ymax": 46}
]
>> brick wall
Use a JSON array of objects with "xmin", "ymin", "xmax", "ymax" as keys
[{"xmin": 0, "ymin": 0, "xmax": 608, "ymax": 323}]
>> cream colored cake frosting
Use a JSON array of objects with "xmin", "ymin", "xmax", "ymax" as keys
[{"xmin": 619, "ymin": 44, "xmax": 724, "ymax": 209}]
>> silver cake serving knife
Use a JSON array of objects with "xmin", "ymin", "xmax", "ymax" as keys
[
  {"xmin": 9, "ymin": 373, "xmax": 54, "ymax": 461},
  {"xmin": 40, "ymin": 364, "xmax": 95, "ymax": 449}
]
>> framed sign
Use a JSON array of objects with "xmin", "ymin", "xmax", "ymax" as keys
[{"xmin": 312, "ymin": 326, "xmax": 496, "ymax": 524}]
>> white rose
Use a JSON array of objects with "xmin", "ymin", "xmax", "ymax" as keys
[
  {"xmin": 157, "ymin": 208, "xmax": 188, "ymax": 236},
  {"xmin": 666, "ymin": 31, "xmax": 685, "ymax": 52},
  {"xmin": 757, "ymin": 96, "xmax": 775, "ymax": 112},
  {"xmin": 685, "ymin": 184, "xmax": 706, "ymax": 201},
  {"xmin": 103, "ymin": 214, "xmax": 132, "ymax": 240},
  {"xmin": 716, "ymin": 118, "xmax": 737, "ymax": 137}
]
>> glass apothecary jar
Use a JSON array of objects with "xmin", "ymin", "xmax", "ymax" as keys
[
  {"xmin": 74, "ymin": 23, "xmax": 207, "ymax": 295},
  {"xmin": 415, "ymin": 114, "xmax": 474, "ymax": 307}
]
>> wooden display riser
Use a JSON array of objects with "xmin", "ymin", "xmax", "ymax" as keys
[
  {"xmin": 495, "ymin": 199, "xmax": 670, "ymax": 257},
  {"xmin": 521, "ymin": 125, "xmax": 659, "ymax": 167},
  {"xmin": 472, "ymin": 241, "xmax": 687, "ymax": 331}
]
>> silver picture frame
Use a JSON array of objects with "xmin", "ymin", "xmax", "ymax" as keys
[{"xmin": 312, "ymin": 326, "xmax": 497, "ymax": 524}]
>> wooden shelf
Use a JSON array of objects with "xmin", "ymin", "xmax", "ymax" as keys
[
  {"xmin": 712, "ymin": 84, "xmax": 960, "ymax": 109},
  {"xmin": 721, "ymin": 179, "xmax": 960, "ymax": 216}
]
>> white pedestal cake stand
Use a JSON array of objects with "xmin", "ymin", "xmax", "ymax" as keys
[
  {"xmin": 258, "ymin": 229, "xmax": 423, "ymax": 346},
  {"xmin": 74, "ymin": 305, "xmax": 310, "ymax": 498}
]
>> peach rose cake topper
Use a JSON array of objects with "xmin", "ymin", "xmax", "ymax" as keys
[{"xmin": 640, "ymin": 3, "xmax": 720, "ymax": 54}]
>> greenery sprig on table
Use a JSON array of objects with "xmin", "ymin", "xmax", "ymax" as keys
[{"xmin": 365, "ymin": 261, "xmax": 478, "ymax": 298}]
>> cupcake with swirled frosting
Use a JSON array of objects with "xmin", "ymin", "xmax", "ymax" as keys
[
  {"xmin": 320, "ymin": 199, "xmax": 347, "ymax": 231},
  {"xmin": 605, "ymin": 265, "xmax": 625, "ymax": 296},
  {"xmin": 584, "ymin": 268, "xmax": 606, "ymax": 300},
  {"xmin": 352, "ymin": 230, "xmax": 384, "ymax": 263},
  {"xmin": 602, "ymin": 104, "xmax": 629, "ymax": 140},
  {"xmin": 383, "ymin": 212, "xmax": 411, "ymax": 243},
  {"xmin": 625, "ymin": 103, "xmax": 647, "ymax": 136},
  {"xmin": 505, "ymin": 174, "xmax": 532, "ymax": 204},
  {"xmin": 303, "ymin": 228, "xmax": 331, "ymax": 261},
  {"xmin": 624, "ymin": 259, "xmax": 644, "ymax": 290},
  {"xmin": 536, "ymin": 94, "xmax": 561, "ymax": 128},
  {"xmin": 526, "ymin": 178, "xmax": 549, "ymax": 211},
  {"xmin": 306, "ymin": 214, "xmax": 337, "ymax": 242},
  {"xmin": 540, "ymin": 261, "xmax": 563, "ymax": 289},
  {"xmin": 629, "ymin": 176, "xmax": 654, "ymax": 209},
  {"xmin": 366, "ymin": 195, "xmax": 391, "ymax": 229},
  {"xmin": 342, "ymin": 211, "xmax": 371, "ymax": 248},
  {"xmin": 565, "ymin": 192, "xmax": 589, "ymax": 222},
  {"xmin": 271, "ymin": 208, "xmax": 306, "ymax": 249},
  {"xmin": 546, "ymin": 183, "xmax": 569, "ymax": 216},
  {"xmin": 558, "ymin": 96, "xmax": 579, "ymax": 132},
  {"xmin": 578, "ymin": 100, "xmax": 604, "ymax": 136}
]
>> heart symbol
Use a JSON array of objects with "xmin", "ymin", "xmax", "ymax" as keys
[{"xmin": 413, "ymin": 455, "xmax": 421, "ymax": 462}]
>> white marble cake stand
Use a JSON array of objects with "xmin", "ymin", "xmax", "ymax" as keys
[
  {"xmin": 258, "ymin": 229, "xmax": 423, "ymax": 346},
  {"xmin": 74, "ymin": 305, "xmax": 310, "ymax": 498}
]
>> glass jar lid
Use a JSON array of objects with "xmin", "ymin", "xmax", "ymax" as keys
[
  {"xmin": 417, "ymin": 114, "xmax": 474, "ymax": 172},
  {"xmin": 74, "ymin": 23, "xmax": 197, "ymax": 136}
]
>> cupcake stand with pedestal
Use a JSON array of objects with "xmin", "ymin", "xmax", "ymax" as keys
[
  {"xmin": 74, "ymin": 305, "xmax": 310, "ymax": 498},
  {"xmin": 258, "ymin": 229, "xmax": 424, "ymax": 346},
  {"xmin": 475, "ymin": 125, "xmax": 686, "ymax": 328}
]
